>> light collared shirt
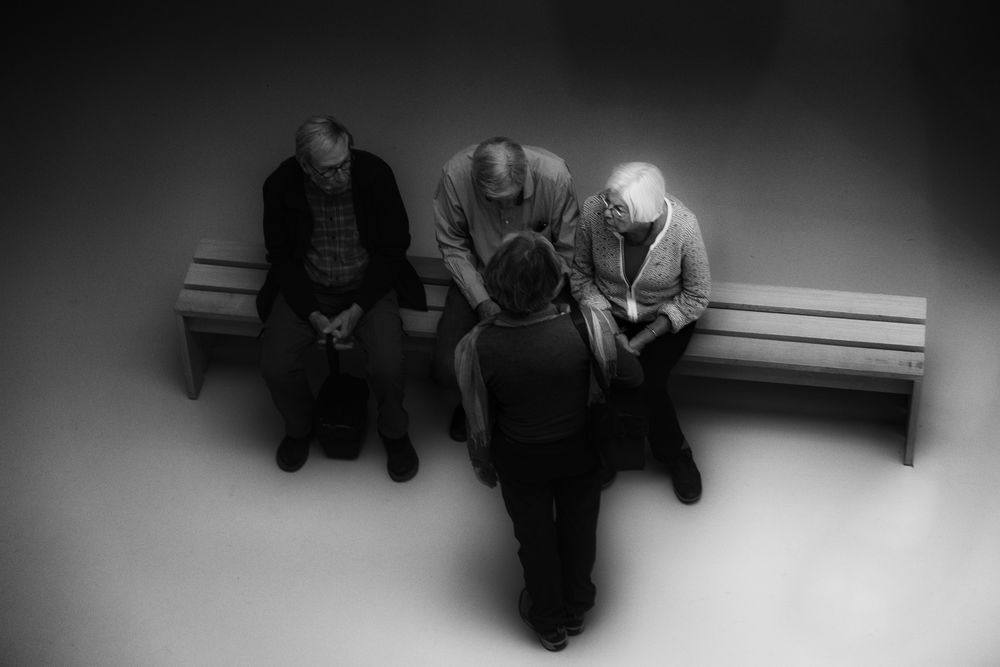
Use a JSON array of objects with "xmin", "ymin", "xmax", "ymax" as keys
[{"xmin": 433, "ymin": 145, "xmax": 580, "ymax": 308}]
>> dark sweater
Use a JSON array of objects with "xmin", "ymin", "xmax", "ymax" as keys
[
  {"xmin": 256, "ymin": 149, "xmax": 427, "ymax": 322},
  {"xmin": 477, "ymin": 313, "xmax": 592, "ymax": 445}
]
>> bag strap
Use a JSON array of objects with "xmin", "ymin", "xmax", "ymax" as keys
[
  {"xmin": 567, "ymin": 301, "xmax": 610, "ymax": 394},
  {"xmin": 325, "ymin": 333, "xmax": 340, "ymax": 375}
]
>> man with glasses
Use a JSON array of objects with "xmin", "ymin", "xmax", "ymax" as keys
[
  {"xmin": 256, "ymin": 116, "xmax": 426, "ymax": 481},
  {"xmin": 432, "ymin": 137, "xmax": 580, "ymax": 441}
]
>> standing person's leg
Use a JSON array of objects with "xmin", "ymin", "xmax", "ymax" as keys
[
  {"xmin": 637, "ymin": 321, "xmax": 701, "ymax": 503},
  {"xmin": 352, "ymin": 291, "xmax": 418, "ymax": 482},
  {"xmin": 498, "ymin": 476, "xmax": 566, "ymax": 637},
  {"xmin": 260, "ymin": 293, "xmax": 320, "ymax": 471},
  {"xmin": 553, "ymin": 466, "xmax": 602, "ymax": 634},
  {"xmin": 431, "ymin": 282, "xmax": 479, "ymax": 440}
]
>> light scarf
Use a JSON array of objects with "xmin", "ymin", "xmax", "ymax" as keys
[{"xmin": 454, "ymin": 303, "xmax": 619, "ymax": 465}]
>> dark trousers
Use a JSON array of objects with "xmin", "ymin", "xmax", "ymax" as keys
[
  {"xmin": 431, "ymin": 283, "xmax": 478, "ymax": 390},
  {"xmin": 260, "ymin": 290, "xmax": 408, "ymax": 440},
  {"xmin": 495, "ymin": 434, "xmax": 602, "ymax": 634},
  {"xmin": 616, "ymin": 319, "xmax": 697, "ymax": 462}
]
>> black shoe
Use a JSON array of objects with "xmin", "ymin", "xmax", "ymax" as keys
[
  {"xmin": 383, "ymin": 433, "xmax": 419, "ymax": 482},
  {"xmin": 276, "ymin": 435, "xmax": 310, "ymax": 472},
  {"xmin": 565, "ymin": 613, "xmax": 585, "ymax": 636},
  {"xmin": 518, "ymin": 589, "xmax": 568, "ymax": 652},
  {"xmin": 666, "ymin": 447, "xmax": 702, "ymax": 504},
  {"xmin": 449, "ymin": 404, "xmax": 467, "ymax": 442}
]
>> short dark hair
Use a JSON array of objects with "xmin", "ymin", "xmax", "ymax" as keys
[{"xmin": 484, "ymin": 232, "xmax": 563, "ymax": 317}]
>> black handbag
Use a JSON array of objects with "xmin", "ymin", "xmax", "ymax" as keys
[
  {"xmin": 315, "ymin": 333, "xmax": 369, "ymax": 459},
  {"xmin": 568, "ymin": 304, "xmax": 647, "ymax": 471}
]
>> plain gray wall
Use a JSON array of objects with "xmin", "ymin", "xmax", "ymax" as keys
[
  {"xmin": 3, "ymin": 0, "xmax": 996, "ymax": 397},
  {"xmin": 6, "ymin": 1, "xmax": 994, "ymax": 282}
]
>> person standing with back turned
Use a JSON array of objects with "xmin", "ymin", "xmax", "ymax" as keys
[{"xmin": 456, "ymin": 232, "xmax": 642, "ymax": 651}]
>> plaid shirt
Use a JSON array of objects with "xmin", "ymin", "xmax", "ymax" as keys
[{"xmin": 303, "ymin": 182, "xmax": 369, "ymax": 291}]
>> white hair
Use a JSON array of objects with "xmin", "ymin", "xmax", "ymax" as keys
[{"xmin": 605, "ymin": 162, "xmax": 666, "ymax": 223}]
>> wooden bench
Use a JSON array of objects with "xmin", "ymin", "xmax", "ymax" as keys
[
  {"xmin": 175, "ymin": 238, "xmax": 926, "ymax": 465},
  {"xmin": 675, "ymin": 284, "xmax": 925, "ymax": 466},
  {"xmin": 174, "ymin": 239, "xmax": 450, "ymax": 400}
]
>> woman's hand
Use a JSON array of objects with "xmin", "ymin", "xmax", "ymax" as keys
[
  {"xmin": 615, "ymin": 332, "xmax": 638, "ymax": 356},
  {"xmin": 624, "ymin": 328, "xmax": 657, "ymax": 356}
]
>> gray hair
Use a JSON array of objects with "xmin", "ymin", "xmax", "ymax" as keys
[
  {"xmin": 472, "ymin": 137, "xmax": 527, "ymax": 199},
  {"xmin": 295, "ymin": 116, "xmax": 354, "ymax": 163},
  {"xmin": 605, "ymin": 162, "xmax": 666, "ymax": 223}
]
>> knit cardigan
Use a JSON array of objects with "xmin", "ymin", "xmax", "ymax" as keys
[{"xmin": 570, "ymin": 193, "xmax": 711, "ymax": 330}]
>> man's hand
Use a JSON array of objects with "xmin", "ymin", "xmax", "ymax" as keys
[
  {"xmin": 329, "ymin": 303, "xmax": 364, "ymax": 342},
  {"xmin": 476, "ymin": 299, "xmax": 502, "ymax": 321},
  {"xmin": 308, "ymin": 308, "xmax": 359, "ymax": 350},
  {"xmin": 472, "ymin": 460, "xmax": 498, "ymax": 488},
  {"xmin": 308, "ymin": 311, "xmax": 332, "ymax": 336}
]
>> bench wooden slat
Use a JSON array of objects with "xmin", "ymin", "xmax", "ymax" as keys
[
  {"xmin": 193, "ymin": 239, "xmax": 453, "ymax": 286},
  {"xmin": 698, "ymin": 308, "xmax": 925, "ymax": 352},
  {"xmin": 185, "ymin": 264, "xmax": 267, "ymax": 295},
  {"xmin": 184, "ymin": 263, "xmax": 448, "ymax": 310},
  {"xmin": 711, "ymin": 282, "xmax": 926, "ymax": 323},
  {"xmin": 190, "ymin": 240, "xmax": 927, "ymax": 322},
  {"xmin": 408, "ymin": 255, "xmax": 452, "ymax": 285},
  {"xmin": 176, "ymin": 289, "xmax": 259, "ymax": 322},
  {"xmin": 674, "ymin": 359, "xmax": 914, "ymax": 395},
  {"xmin": 424, "ymin": 284, "xmax": 447, "ymax": 310},
  {"xmin": 194, "ymin": 239, "xmax": 268, "ymax": 268},
  {"xmin": 176, "ymin": 288, "xmax": 441, "ymax": 333},
  {"xmin": 686, "ymin": 333, "xmax": 925, "ymax": 380}
]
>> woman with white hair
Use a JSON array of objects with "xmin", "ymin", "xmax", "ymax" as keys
[{"xmin": 570, "ymin": 162, "xmax": 711, "ymax": 503}]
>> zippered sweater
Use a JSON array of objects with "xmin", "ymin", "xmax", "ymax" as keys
[{"xmin": 570, "ymin": 193, "xmax": 711, "ymax": 330}]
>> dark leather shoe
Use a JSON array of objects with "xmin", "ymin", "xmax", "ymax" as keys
[
  {"xmin": 276, "ymin": 435, "xmax": 310, "ymax": 472},
  {"xmin": 449, "ymin": 404, "xmax": 467, "ymax": 442},
  {"xmin": 383, "ymin": 433, "xmax": 419, "ymax": 482},
  {"xmin": 518, "ymin": 589, "xmax": 568, "ymax": 652},
  {"xmin": 565, "ymin": 613, "xmax": 585, "ymax": 636},
  {"xmin": 666, "ymin": 447, "xmax": 702, "ymax": 504}
]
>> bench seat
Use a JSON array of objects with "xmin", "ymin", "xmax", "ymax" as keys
[{"xmin": 175, "ymin": 238, "xmax": 926, "ymax": 465}]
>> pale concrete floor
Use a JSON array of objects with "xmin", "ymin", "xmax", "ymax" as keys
[{"xmin": 3, "ymin": 292, "xmax": 999, "ymax": 666}]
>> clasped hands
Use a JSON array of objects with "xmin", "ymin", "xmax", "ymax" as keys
[
  {"xmin": 618, "ymin": 330, "xmax": 654, "ymax": 356},
  {"xmin": 618, "ymin": 316, "xmax": 670, "ymax": 356},
  {"xmin": 309, "ymin": 304, "xmax": 363, "ymax": 350}
]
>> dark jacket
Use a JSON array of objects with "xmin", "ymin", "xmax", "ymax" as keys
[{"xmin": 256, "ymin": 149, "xmax": 427, "ymax": 322}]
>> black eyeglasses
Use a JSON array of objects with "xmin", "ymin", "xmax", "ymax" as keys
[
  {"xmin": 308, "ymin": 157, "xmax": 352, "ymax": 180},
  {"xmin": 598, "ymin": 192, "xmax": 627, "ymax": 219}
]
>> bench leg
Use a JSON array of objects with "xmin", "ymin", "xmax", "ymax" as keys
[
  {"xmin": 177, "ymin": 314, "xmax": 209, "ymax": 399},
  {"xmin": 903, "ymin": 379, "xmax": 922, "ymax": 466}
]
